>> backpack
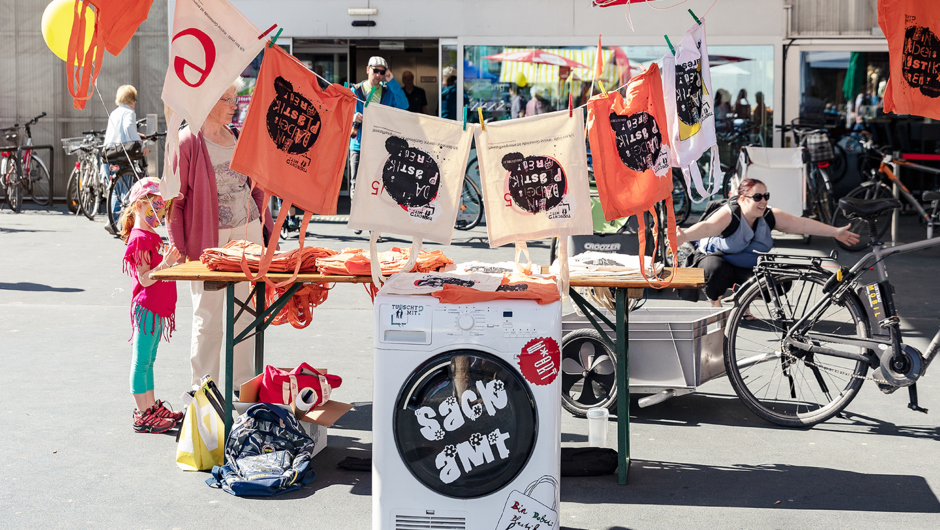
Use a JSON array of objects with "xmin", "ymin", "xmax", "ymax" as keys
[{"xmin": 206, "ymin": 404, "xmax": 317, "ymax": 497}]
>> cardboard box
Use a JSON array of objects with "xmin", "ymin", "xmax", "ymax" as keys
[{"xmin": 235, "ymin": 368, "xmax": 353, "ymax": 458}]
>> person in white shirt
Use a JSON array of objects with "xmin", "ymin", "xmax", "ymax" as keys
[{"xmin": 105, "ymin": 85, "xmax": 147, "ymax": 150}]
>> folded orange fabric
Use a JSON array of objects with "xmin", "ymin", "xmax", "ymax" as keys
[
  {"xmin": 431, "ymin": 274, "xmax": 560, "ymax": 305},
  {"xmin": 200, "ymin": 240, "xmax": 337, "ymax": 274},
  {"xmin": 315, "ymin": 247, "xmax": 453, "ymax": 276}
]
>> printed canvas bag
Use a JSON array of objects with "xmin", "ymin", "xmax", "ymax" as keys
[
  {"xmin": 176, "ymin": 377, "xmax": 226, "ymax": 471},
  {"xmin": 663, "ymin": 22, "xmax": 721, "ymax": 202},
  {"xmin": 587, "ymin": 63, "xmax": 678, "ymax": 288},
  {"xmin": 160, "ymin": 0, "xmax": 266, "ymax": 200},
  {"xmin": 878, "ymin": 0, "xmax": 940, "ymax": 120},
  {"xmin": 473, "ymin": 110, "xmax": 593, "ymax": 293},
  {"xmin": 348, "ymin": 104, "xmax": 473, "ymax": 286},
  {"xmin": 231, "ymin": 45, "xmax": 357, "ymax": 286}
]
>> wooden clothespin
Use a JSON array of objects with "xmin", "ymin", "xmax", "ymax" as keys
[
  {"xmin": 462, "ymin": 106, "xmax": 468, "ymax": 131},
  {"xmin": 258, "ymin": 24, "xmax": 277, "ymax": 40},
  {"xmin": 268, "ymin": 28, "xmax": 283, "ymax": 48},
  {"xmin": 478, "ymin": 108, "xmax": 485, "ymax": 130},
  {"xmin": 364, "ymin": 85, "xmax": 377, "ymax": 107},
  {"xmin": 664, "ymin": 35, "xmax": 675, "ymax": 56},
  {"xmin": 688, "ymin": 9, "xmax": 702, "ymax": 25},
  {"xmin": 569, "ymin": 93, "xmax": 573, "ymax": 117}
]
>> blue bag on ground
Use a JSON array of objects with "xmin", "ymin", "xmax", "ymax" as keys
[{"xmin": 206, "ymin": 403, "xmax": 317, "ymax": 496}]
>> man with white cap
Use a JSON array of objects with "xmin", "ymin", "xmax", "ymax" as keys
[{"xmin": 348, "ymin": 56, "xmax": 408, "ymax": 207}]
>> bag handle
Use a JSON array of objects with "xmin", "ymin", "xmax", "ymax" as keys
[
  {"xmin": 239, "ymin": 195, "xmax": 313, "ymax": 289},
  {"xmin": 681, "ymin": 144, "xmax": 722, "ymax": 203},
  {"xmin": 635, "ymin": 195, "xmax": 678, "ymax": 289},
  {"xmin": 66, "ymin": 0, "xmax": 104, "ymax": 109},
  {"xmin": 523, "ymin": 475, "xmax": 559, "ymax": 511}
]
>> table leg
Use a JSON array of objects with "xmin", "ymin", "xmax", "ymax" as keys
[
  {"xmin": 224, "ymin": 282, "xmax": 235, "ymax": 443},
  {"xmin": 255, "ymin": 282, "xmax": 265, "ymax": 377},
  {"xmin": 615, "ymin": 287, "xmax": 630, "ymax": 484}
]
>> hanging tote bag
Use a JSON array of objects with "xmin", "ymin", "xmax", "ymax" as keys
[
  {"xmin": 231, "ymin": 45, "xmax": 357, "ymax": 286},
  {"xmin": 586, "ymin": 63, "xmax": 678, "ymax": 288},
  {"xmin": 347, "ymin": 104, "xmax": 473, "ymax": 286},
  {"xmin": 662, "ymin": 22, "xmax": 721, "ymax": 202},
  {"xmin": 473, "ymin": 110, "xmax": 593, "ymax": 293},
  {"xmin": 66, "ymin": 0, "xmax": 155, "ymax": 110},
  {"xmin": 878, "ymin": 0, "xmax": 940, "ymax": 120},
  {"xmin": 160, "ymin": 0, "xmax": 267, "ymax": 200},
  {"xmin": 176, "ymin": 377, "xmax": 227, "ymax": 471}
]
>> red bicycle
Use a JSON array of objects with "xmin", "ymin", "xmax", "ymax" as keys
[{"xmin": 1, "ymin": 113, "xmax": 52, "ymax": 213}]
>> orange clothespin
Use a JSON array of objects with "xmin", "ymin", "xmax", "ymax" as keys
[{"xmin": 569, "ymin": 94, "xmax": 573, "ymax": 117}]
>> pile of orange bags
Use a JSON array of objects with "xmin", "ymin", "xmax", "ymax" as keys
[
  {"xmin": 200, "ymin": 240, "xmax": 337, "ymax": 274},
  {"xmin": 263, "ymin": 282, "xmax": 329, "ymax": 329},
  {"xmin": 431, "ymin": 274, "xmax": 561, "ymax": 305},
  {"xmin": 316, "ymin": 247, "xmax": 453, "ymax": 276}
]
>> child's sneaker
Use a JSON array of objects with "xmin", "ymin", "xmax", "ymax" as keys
[
  {"xmin": 133, "ymin": 406, "xmax": 176, "ymax": 434},
  {"xmin": 153, "ymin": 400, "xmax": 184, "ymax": 422}
]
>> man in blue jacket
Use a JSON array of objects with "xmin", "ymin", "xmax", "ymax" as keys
[{"xmin": 349, "ymin": 56, "xmax": 408, "ymax": 204}]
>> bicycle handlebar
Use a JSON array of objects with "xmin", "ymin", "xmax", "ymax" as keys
[
  {"xmin": 82, "ymin": 129, "xmax": 106, "ymax": 136},
  {"xmin": 25, "ymin": 112, "xmax": 47, "ymax": 127}
]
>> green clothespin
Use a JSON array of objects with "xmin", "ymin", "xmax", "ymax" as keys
[
  {"xmin": 364, "ymin": 85, "xmax": 377, "ymax": 107},
  {"xmin": 462, "ymin": 107, "xmax": 468, "ymax": 131},
  {"xmin": 268, "ymin": 28, "xmax": 283, "ymax": 48},
  {"xmin": 688, "ymin": 9, "xmax": 701, "ymax": 25},
  {"xmin": 664, "ymin": 35, "xmax": 675, "ymax": 56}
]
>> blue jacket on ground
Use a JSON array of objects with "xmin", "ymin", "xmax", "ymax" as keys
[{"xmin": 349, "ymin": 78, "xmax": 408, "ymax": 152}]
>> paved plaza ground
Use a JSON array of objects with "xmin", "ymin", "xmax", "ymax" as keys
[{"xmin": 2, "ymin": 202, "xmax": 939, "ymax": 529}]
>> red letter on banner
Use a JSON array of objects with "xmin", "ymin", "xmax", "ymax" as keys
[{"xmin": 171, "ymin": 28, "xmax": 217, "ymax": 88}]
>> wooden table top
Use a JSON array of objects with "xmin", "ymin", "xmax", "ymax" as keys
[
  {"xmin": 153, "ymin": 261, "xmax": 705, "ymax": 291},
  {"xmin": 149, "ymin": 260, "xmax": 373, "ymax": 284}
]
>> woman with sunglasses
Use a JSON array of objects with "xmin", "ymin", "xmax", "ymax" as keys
[{"xmin": 677, "ymin": 178, "xmax": 860, "ymax": 307}]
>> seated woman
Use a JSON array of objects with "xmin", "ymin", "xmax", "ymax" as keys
[{"xmin": 677, "ymin": 178, "xmax": 860, "ymax": 307}]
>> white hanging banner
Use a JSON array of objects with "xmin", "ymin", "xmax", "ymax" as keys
[
  {"xmin": 348, "ymin": 104, "xmax": 474, "ymax": 245},
  {"xmin": 160, "ymin": 0, "xmax": 265, "ymax": 199},
  {"xmin": 663, "ymin": 22, "xmax": 721, "ymax": 202}
]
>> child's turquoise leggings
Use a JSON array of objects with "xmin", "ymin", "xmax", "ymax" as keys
[{"xmin": 130, "ymin": 306, "xmax": 162, "ymax": 394}]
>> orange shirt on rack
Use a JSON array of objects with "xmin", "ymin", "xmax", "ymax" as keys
[{"xmin": 878, "ymin": 0, "xmax": 940, "ymax": 119}]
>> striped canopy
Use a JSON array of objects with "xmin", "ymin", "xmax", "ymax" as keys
[{"xmin": 491, "ymin": 47, "xmax": 628, "ymax": 85}]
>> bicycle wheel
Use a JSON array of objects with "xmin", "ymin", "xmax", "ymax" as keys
[
  {"xmin": 830, "ymin": 182, "xmax": 893, "ymax": 252},
  {"xmin": 725, "ymin": 270, "xmax": 869, "ymax": 427},
  {"xmin": 561, "ymin": 328, "xmax": 618, "ymax": 417},
  {"xmin": 827, "ymin": 143, "xmax": 847, "ymax": 183},
  {"xmin": 66, "ymin": 167, "xmax": 81, "ymax": 213},
  {"xmin": 811, "ymin": 166, "xmax": 834, "ymax": 224},
  {"xmin": 107, "ymin": 168, "xmax": 140, "ymax": 234},
  {"xmin": 455, "ymin": 159, "xmax": 484, "ymax": 230},
  {"xmin": 4, "ymin": 160, "xmax": 22, "ymax": 213},
  {"xmin": 26, "ymin": 157, "xmax": 52, "ymax": 207},
  {"xmin": 671, "ymin": 169, "xmax": 691, "ymax": 225},
  {"xmin": 80, "ymin": 167, "xmax": 99, "ymax": 220}
]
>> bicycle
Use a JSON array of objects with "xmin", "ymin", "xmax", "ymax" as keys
[
  {"xmin": 723, "ymin": 195, "xmax": 940, "ymax": 427},
  {"xmin": 104, "ymin": 134, "xmax": 159, "ymax": 235},
  {"xmin": 1, "ymin": 113, "xmax": 52, "ymax": 212},
  {"xmin": 62, "ymin": 130, "xmax": 104, "ymax": 215},
  {"xmin": 830, "ymin": 141, "xmax": 940, "ymax": 252},
  {"xmin": 455, "ymin": 156, "xmax": 484, "ymax": 231},
  {"xmin": 778, "ymin": 121, "xmax": 837, "ymax": 227}
]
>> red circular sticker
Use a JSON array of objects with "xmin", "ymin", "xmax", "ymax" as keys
[{"xmin": 518, "ymin": 337, "xmax": 560, "ymax": 386}]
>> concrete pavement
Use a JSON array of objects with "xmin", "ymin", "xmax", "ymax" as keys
[{"xmin": 1, "ymin": 202, "xmax": 939, "ymax": 529}]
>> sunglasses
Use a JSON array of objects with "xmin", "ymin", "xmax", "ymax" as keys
[
  {"xmin": 372, "ymin": 68, "xmax": 387, "ymax": 75},
  {"xmin": 744, "ymin": 193, "xmax": 770, "ymax": 202}
]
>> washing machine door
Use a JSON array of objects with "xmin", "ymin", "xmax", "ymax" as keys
[{"xmin": 394, "ymin": 350, "xmax": 537, "ymax": 499}]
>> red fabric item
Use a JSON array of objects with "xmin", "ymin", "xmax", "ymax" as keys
[
  {"xmin": 200, "ymin": 240, "xmax": 337, "ymax": 274},
  {"xmin": 67, "ymin": 0, "xmax": 154, "ymax": 110},
  {"xmin": 431, "ymin": 275, "xmax": 561, "ymax": 305},
  {"xmin": 587, "ymin": 63, "xmax": 678, "ymax": 288},
  {"xmin": 263, "ymin": 283, "xmax": 330, "ymax": 329},
  {"xmin": 315, "ymin": 247, "xmax": 453, "ymax": 276},
  {"xmin": 230, "ymin": 45, "xmax": 357, "ymax": 287},
  {"xmin": 123, "ymin": 229, "xmax": 177, "ymax": 341},
  {"xmin": 259, "ymin": 363, "xmax": 342, "ymax": 407},
  {"xmin": 878, "ymin": 0, "xmax": 940, "ymax": 120}
]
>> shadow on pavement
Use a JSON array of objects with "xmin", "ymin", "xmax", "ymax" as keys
[
  {"xmin": 562, "ymin": 460, "xmax": 940, "ymax": 512},
  {"xmin": 0, "ymin": 282, "xmax": 83, "ymax": 293}
]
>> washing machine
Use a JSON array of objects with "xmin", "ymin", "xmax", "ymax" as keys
[{"xmin": 373, "ymin": 293, "xmax": 562, "ymax": 530}]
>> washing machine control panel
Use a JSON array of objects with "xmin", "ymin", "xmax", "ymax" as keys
[{"xmin": 437, "ymin": 305, "xmax": 545, "ymax": 343}]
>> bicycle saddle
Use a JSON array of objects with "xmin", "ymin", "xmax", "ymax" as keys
[
  {"xmin": 838, "ymin": 197, "xmax": 901, "ymax": 218},
  {"xmin": 923, "ymin": 191, "xmax": 940, "ymax": 202}
]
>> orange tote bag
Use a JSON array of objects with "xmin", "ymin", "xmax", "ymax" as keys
[
  {"xmin": 878, "ymin": 0, "xmax": 940, "ymax": 120},
  {"xmin": 231, "ymin": 45, "xmax": 357, "ymax": 285},
  {"xmin": 587, "ymin": 63, "xmax": 678, "ymax": 288}
]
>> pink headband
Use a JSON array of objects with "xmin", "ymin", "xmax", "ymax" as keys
[{"xmin": 127, "ymin": 177, "xmax": 163, "ymax": 205}]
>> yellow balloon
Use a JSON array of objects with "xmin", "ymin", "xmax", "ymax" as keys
[
  {"xmin": 42, "ymin": 0, "xmax": 96, "ymax": 63},
  {"xmin": 514, "ymin": 72, "xmax": 528, "ymax": 88}
]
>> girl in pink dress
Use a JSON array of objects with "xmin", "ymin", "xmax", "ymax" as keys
[{"xmin": 118, "ymin": 178, "xmax": 182, "ymax": 433}]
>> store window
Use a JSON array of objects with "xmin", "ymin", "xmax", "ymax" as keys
[
  {"xmin": 464, "ymin": 44, "xmax": 775, "ymax": 146},
  {"xmin": 799, "ymin": 51, "xmax": 890, "ymax": 128}
]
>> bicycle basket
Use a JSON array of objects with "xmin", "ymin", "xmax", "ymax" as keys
[
  {"xmin": 802, "ymin": 131, "xmax": 835, "ymax": 163},
  {"xmin": 1, "ymin": 127, "xmax": 23, "ymax": 149},
  {"xmin": 61, "ymin": 137, "xmax": 86, "ymax": 155}
]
